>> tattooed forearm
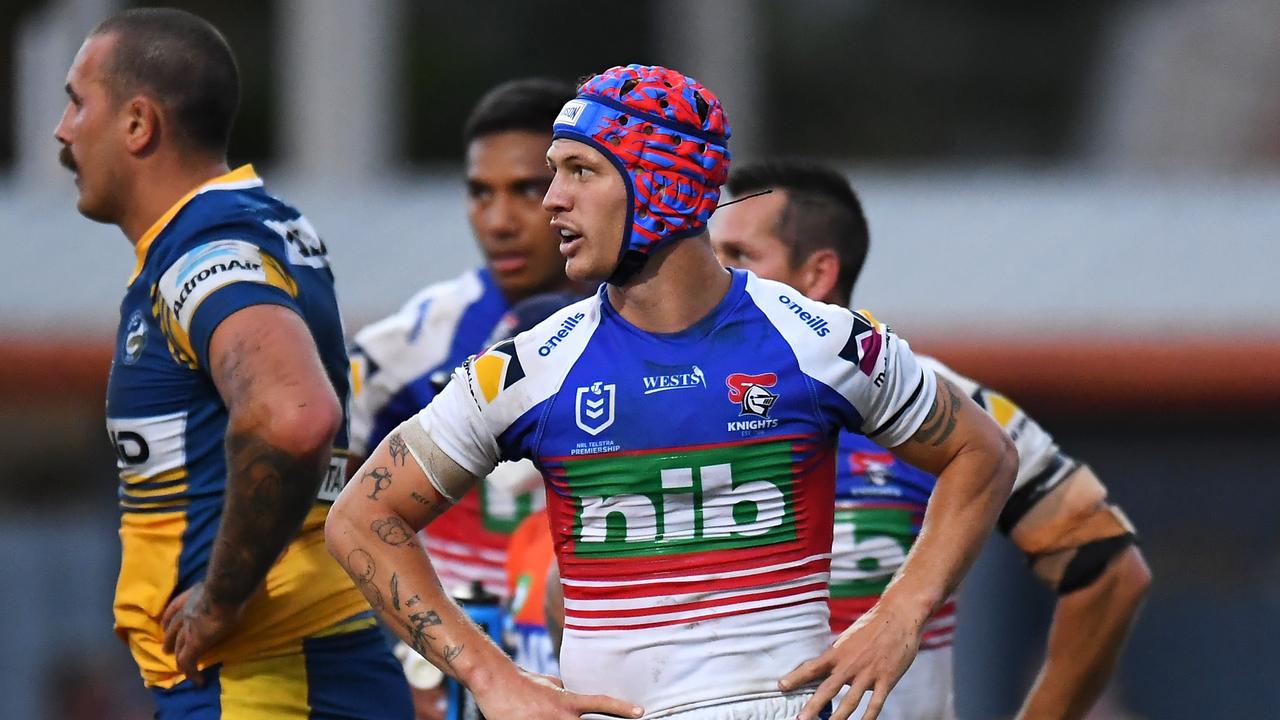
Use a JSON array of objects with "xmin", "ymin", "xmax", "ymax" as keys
[
  {"xmin": 442, "ymin": 644, "xmax": 465, "ymax": 667},
  {"xmin": 205, "ymin": 432, "xmax": 326, "ymax": 607},
  {"xmin": 360, "ymin": 466, "xmax": 393, "ymax": 500},
  {"xmin": 388, "ymin": 433, "xmax": 410, "ymax": 466},
  {"xmin": 402, "ymin": 609, "xmax": 444, "ymax": 658},
  {"xmin": 346, "ymin": 548, "xmax": 385, "ymax": 610},
  {"xmin": 913, "ymin": 378, "xmax": 962, "ymax": 447},
  {"xmin": 372, "ymin": 516, "xmax": 416, "ymax": 545}
]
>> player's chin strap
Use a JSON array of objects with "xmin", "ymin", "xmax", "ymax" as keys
[
  {"xmin": 604, "ymin": 190, "xmax": 775, "ymax": 286},
  {"xmin": 606, "ymin": 249, "xmax": 651, "ymax": 286}
]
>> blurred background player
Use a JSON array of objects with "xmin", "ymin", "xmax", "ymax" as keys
[
  {"xmin": 713, "ymin": 160, "xmax": 1152, "ymax": 720},
  {"xmin": 54, "ymin": 8, "xmax": 411, "ymax": 718},
  {"xmin": 327, "ymin": 64, "xmax": 1017, "ymax": 720},
  {"xmin": 346, "ymin": 77, "xmax": 576, "ymax": 717}
]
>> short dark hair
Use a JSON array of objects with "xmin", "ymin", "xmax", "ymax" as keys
[
  {"xmin": 727, "ymin": 161, "xmax": 870, "ymax": 303},
  {"xmin": 92, "ymin": 8, "xmax": 239, "ymax": 155},
  {"xmin": 463, "ymin": 78, "xmax": 575, "ymax": 145}
]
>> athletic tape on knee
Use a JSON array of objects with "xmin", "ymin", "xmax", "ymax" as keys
[{"xmin": 1056, "ymin": 533, "xmax": 1137, "ymax": 595}]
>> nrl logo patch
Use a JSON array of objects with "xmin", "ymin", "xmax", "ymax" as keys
[{"xmin": 575, "ymin": 381, "xmax": 616, "ymax": 436}]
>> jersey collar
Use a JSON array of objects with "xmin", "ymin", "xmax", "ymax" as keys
[{"xmin": 127, "ymin": 164, "xmax": 263, "ymax": 286}]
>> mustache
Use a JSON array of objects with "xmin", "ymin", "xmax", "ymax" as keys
[{"xmin": 59, "ymin": 145, "xmax": 77, "ymax": 173}]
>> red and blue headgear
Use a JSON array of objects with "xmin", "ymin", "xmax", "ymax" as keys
[{"xmin": 553, "ymin": 64, "xmax": 731, "ymax": 285}]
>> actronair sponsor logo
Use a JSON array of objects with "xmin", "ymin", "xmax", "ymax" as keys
[
  {"xmin": 642, "ymin": 365, "xmax": 706, "ymax": 395},
  {"xmin": 538, "ymin": 312, "xmax": 586, "ymax": 356},
  {"xmin": 777, "ymin": 293, "xmax": 831, "ymax": 337},
  {"xmin": 171, "ymin": 255, "xmax": 262, "ymax": 316}
]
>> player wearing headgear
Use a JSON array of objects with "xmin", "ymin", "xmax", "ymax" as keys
[
  {"xmin": 712, "ymin": 160, "xmax": 1152, "ymax": 720},
  {"xmin": 326, "ymin": 64, "xmax": 1017, "ymax": 720},
  {"xmin": 56, "ymin": 8, "xmax": 411, "ymax": 718}
]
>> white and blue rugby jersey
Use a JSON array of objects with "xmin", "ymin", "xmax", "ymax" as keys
[
  {"xmin": 412, "ymin": 269, "xmax": 938, "ymax": 717},
  {"xmin": 106, "ymin": 166, "xmax": 367, "ymax": 687}
]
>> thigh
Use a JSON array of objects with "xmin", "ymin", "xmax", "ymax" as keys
[
  {"xmin": 300, "ymin": 623, "xmax": 414, "ymax": 720},
  {"xmin": 151, "ymin": 667, "xmax": 225, "ymax": 720},
  {"xmin": 151, "ymin": 624, "xmax": 413, "ymax": 720}
]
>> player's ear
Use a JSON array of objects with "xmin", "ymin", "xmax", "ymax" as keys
[
  {"xmin": 797, "ymin": 248, "xmax": 841, "ymax": 304},
  {"xmin": 122, "ymin": 95, "xmax": 160, "ymax": 155}
]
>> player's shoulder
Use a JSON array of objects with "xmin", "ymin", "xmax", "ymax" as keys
[
  {"xmin": 464, "ymin": 293, "xmax": 602, "ymax": 415},
  {"xmin": 352, "ymin": 269, "xmax": 492, "ymax": 363},
  {"xmin": 149, "ymin": 182, "xmax": 299, "ymax": 275},
  {"xmin": 741, "ymin": 271, "xmax": 885, "ymax": 370},
  {"xmin": 915, "ymin": 355, "xmax": 980, "ymax": 395}
]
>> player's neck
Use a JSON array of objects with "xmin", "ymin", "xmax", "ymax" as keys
[
  {"xmin": 606, "ymin": 235, "xmax": 733, "ymax": 334},
  {"xmin": 119, "ymin": 154, "xmax": 232, "ymax": 246}
]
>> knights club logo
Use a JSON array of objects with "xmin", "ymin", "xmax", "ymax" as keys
[
  {"xmin": 575, "ymin": 382, "xmax": 616, "ymax": 436},
  {"xmin": 725, "ymin": 372, "xmax": 779, "ymax": 418}
]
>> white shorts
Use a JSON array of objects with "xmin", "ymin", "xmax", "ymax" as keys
[
  {"xmin": 841, "ymin": 645, "xmax": 954, "ymax": 720},
  {"xmin": 653, "ymin": 692, "xmax": 829, "ymax": 720}
]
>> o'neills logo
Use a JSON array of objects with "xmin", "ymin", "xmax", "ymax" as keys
[
  {"xmin": 172, "ymin": 259, "xmax": 261, "ymax": 315},
  {"xmin": 538, "ymin": 312, "xmax": 586, "ymax": 356},
  {"xmin": 777, "ymin": 294, "xmax": 831, "ymax": 337}
]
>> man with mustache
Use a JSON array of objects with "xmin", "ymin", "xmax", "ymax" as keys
[{"xmin": 56, "ymin": 8, "xmax": 411, "ymax": 718}]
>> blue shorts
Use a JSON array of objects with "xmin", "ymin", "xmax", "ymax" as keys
[{"xmin": 151, "ymin": 622, "xmax": 413, "ymax": 719}]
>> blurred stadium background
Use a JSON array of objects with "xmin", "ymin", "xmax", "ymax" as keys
[{"xmin": 2, "ymin": 0, "xmax": 1278, "ymax": 718}]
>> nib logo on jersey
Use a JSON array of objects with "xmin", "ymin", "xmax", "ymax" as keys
[{"xmin": 725, "ymin": 372, "xmax": 780, "ymax": 432}]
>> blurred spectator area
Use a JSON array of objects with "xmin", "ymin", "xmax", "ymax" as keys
[{"xmin": 5, "ymin": 0, "xmax": 1280, "ymax": 175}]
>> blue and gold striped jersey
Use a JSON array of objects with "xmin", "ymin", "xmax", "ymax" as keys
[{"xmin": 106, "ymin": 165, "xmax": 368, "ymax": 688}]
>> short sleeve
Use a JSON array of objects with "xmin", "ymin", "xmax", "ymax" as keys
[
  {"xmin": 842, "ymin": 311, "xmax": 938, "ymax": 448},
  {"xmin": 413, "ymin": 360, "xmax": 502, "ymax": 479},
  {"xmin": 154, "ymin": 239, "xmax": 300, "ymax": 369}
]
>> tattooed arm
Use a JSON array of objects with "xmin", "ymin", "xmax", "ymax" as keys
[
  {"xmin": 326, "ymin": 427, "xmax": 642, "ymax": 720},
  {"xmin": 880, "ymin": 376, "xmax": 1017, "ymax": 620},
  {"xmin": 162, "ymin": 304, "xmax": 343, "ymax": 682},
  {"xmin": 784, "ymin": 376, "xmax": 1017, "ymax": 720}
]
